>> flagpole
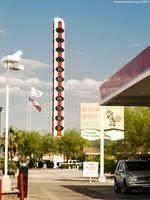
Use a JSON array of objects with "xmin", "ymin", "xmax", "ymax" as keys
[
  {"xmin": 29, "ymin": 87, "xmax": 43, "ymax": 132},
  {"xmin": 26, "ymin": 97, "xmax": 29, "ymax": 132},
  {"xmin": 29, "ymin": 102, "xmax": 31, "ymax": 132}
]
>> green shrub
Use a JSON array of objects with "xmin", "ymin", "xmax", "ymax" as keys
[
  {"xmin": 59, "ymin": 163, "xmax": 82, "ymax": 169},
  {"xmin": 28, "ymin": 159, "xmax": 35, "ymax": 168},
  {"xmin": 0, "ymin": 157, "xmax": 17, "ymax": 175},
  {"xmin": 0, "ymin": 157, "xmax": 4, "ymax": 170},
  {"xmin": 59, "ymin": 163, "xmax": 70, "ymax": 169},
  {"xmin": 8, "ymin": 160, "xmax": 17, "ymax": 170},
  {"xmin": 104, "ymin": 159, "xmax": 117, "ymax": 174}
]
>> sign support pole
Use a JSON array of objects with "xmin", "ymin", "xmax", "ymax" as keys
[{"xmin": 99, "ymin": 106, "xmax": 105, "ymax": 182}]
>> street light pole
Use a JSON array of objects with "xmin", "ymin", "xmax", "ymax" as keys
[
  {"xmin": 0, "ymin": 107, "xmax": 2, "ymax": 137},
  {"xmin": 4, "ymin": 62, "xmax": 10, "ymax": 177},
  {"xmin": 99, "ymin": 106, "xmax": 105, "ymax": 182},
  {"xmin": 1, "ymin": 51, "xmax": 24, "ymax": 180}
]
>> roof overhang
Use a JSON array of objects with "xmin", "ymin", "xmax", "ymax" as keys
[{"xmin": 99, "ymin": 47, "xmax": 150, "ymax": 106}]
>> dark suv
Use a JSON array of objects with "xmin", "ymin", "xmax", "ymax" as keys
[{"xmin": 114, "ymin": 160, "xmax": 150, "ymax": 194}]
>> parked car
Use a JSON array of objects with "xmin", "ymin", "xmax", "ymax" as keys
[{"xmin": 114, "ymin": 160, "xmax": 150, "ymax": 194}]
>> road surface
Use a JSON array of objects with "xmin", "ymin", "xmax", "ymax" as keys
[{"xmin": 27, "ymin": 169, "xmax": 150, "ymax": 200}]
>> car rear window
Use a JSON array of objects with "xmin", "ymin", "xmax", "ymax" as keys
[{"xmin": 125, "ymin": 161, "xmax": 150, "ymax": 171}]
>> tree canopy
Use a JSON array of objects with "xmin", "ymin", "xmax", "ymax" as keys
[{"xmin": 0, "ymin": 107, "xmax": 149, "ymax": 167}]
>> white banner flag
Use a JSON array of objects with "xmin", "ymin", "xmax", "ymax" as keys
[{"xmin": 31, "ymin": 87, "xmax": 43, "ymax": 97}]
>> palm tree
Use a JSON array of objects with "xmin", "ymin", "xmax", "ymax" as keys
[{"xmin": 8, "ymin": 127, "xmax": 22, "ymax": 160}]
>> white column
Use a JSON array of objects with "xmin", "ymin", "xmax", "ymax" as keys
[{"xmin": 99, "ymin": 106, "xmax": 105, "ymax": 182}]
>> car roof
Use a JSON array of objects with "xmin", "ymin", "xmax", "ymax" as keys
[
  {"xmin": 119, "ymin": 159, "xmax": 149, "ymax": 163},
  {"xmin": 125, "ymin": 160, "xmax": 149, "ymax": 163}
]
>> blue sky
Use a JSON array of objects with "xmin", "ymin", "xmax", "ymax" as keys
[{"xmin": 0, "ymin": 0, "xmax": 150, "ymax": 133}]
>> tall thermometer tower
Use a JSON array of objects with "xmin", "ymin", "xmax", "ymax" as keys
[{"xmin": 52, "ymin": 17, "xmax": 65, "ymax": 137}]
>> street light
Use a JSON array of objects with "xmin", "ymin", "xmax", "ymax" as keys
[{"xmin": 1, "ymin": 50, "xmax": 24, "ymax": 179}]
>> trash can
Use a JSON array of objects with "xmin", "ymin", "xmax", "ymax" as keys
[{"xmin": 19, "ymin": 166, "xmax": 28, "ymax": 198}]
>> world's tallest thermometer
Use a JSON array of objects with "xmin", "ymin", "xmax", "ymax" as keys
[{"xmin": 52, "ymin": 17, "xmax": 65, "ymax": 137}]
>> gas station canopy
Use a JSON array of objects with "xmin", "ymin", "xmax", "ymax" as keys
[{"xmin": 99, "ymin": 46, "xmax": 150, "ymax": 106}]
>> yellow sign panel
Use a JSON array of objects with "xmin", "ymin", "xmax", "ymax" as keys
[
  {"xmin": 80, "ymin": 103, "xmax": 124, "ymax": 141},
  {"xmin": 103, "ymin": 106, "xmax": 124, "ymax": 131},
  {"xmin": 80, "ymin": 103, "xmax": 101, "ymax": 130}
]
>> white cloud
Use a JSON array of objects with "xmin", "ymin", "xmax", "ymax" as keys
[
  {"xmin": 66, "ymin": 78, "xmax": 103, "ymax": 99},
  {"xmin": 66, "ymin": 78, "xmax": 102, "ymax": 91},
  {"xmin": 130, "ymin": 43, "xmax": 142, "ymax": 48},
  {"xmin": 22, "ymin": 78, "xmax": 51, "ymax": 89},
  {"xmin": 0, "ymin": 87, "xmax": 5, "ymax": 94},
  {"xmin": 0, "ymin": 76, "xmax": 103, "ymax": 131},
  {"xmin": 21, "ymin": 58, "xmax": 49, "ymax": 71},
  {"xmin": 0, "ymin": 76, "xmax": 6, "ymax": 84},
  {"xmin": 0, "ymin": 75, "xmax": 51, "ymax": 96},
  {"xmin": 0, "ymin": 75, "xmax": 51, "ymax": 87},
  {"xmin": 75, "ymin": 50, "xmax": 86, "ymax": 56},
  {"xmin": 0, "ymin": 28, "xmax": 6, "ymax": 36},
  {"xmin": 8, "ymin": 87, "xmax": 27, "ymax": 96},
  {"xmin": 0, "ymin": 74, "xmax": 103, "ymax": 101}
]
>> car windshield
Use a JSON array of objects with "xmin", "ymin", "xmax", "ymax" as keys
[{"xmin": 125, "ymin": 161, "xmax": 150, "ymax": 171}]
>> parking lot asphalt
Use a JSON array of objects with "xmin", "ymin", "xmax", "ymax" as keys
[
  {"xmin": 27, "ymin": 169, "xmax": 150, "ymax": 200},
  {"xmin": 27, "ymin": 169, "xmax": 113, "ymax": 200}
]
